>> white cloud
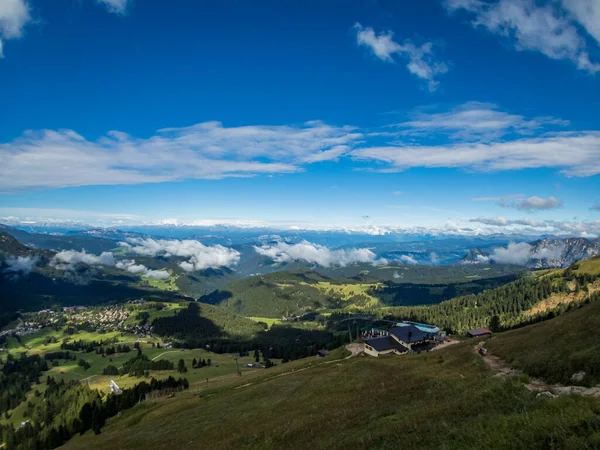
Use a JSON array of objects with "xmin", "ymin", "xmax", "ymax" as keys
[
  {"xmin": 469, "ymin": 216, "xmax": 546, "ymax": 227},
  {"xmin": 253, "ymin": 241, "xmax": 384, "ymax": 267},
  {"xmin": 502, "ymin": 195, "xmax": 564, "ymax": 211},
  {"xmin": 3, "ymin": 255, "xmax": 38, "ymax": 275},
  {"xmin": 562, "ymin": 0, "xmax": 600, "ymax": 45},
  {"xmin": 488, "ymin": 240, "xmax": 567, "ymax": 265},
  {"xmin": 352, "ymin": 131, "xmax": 600, "ymax": 177},
  {"xmin": 354, "ymin": 23, "xmax": 449, "ymax": 91},
  {"xmin": 476, "ymin": 254, "xmax": 490, "ymax": 263},
  {"xmin": 116, "ymin": 259, "xmax": 148, "ymax": 274},
  {"xmin": 394, "ymin": 102, "xmax": 567, "ymax": 141},
  {"xmin": 429, "ymin": 252, "xmax": 440, "ymax": 264},
  {"xmin": 116, "ymin": 258, "xmax": 170, "ymax": 279},
  {"xmin": 144, "ymin": 269, "xmax": 170, "ymax": 280},
  {"xmin": 445, "ymin": 0, "xmax": 600, "ymax": 73},
  {"xmin": 96, "ymin": 0, "xmax": 130, "ymax": 15},
  {"xmin": 0, "ymin": 122, "xmax": 361, "ymax": 192},
  {"xmin": 489, "ymin": 242, "xmax": 533, "ymax": 265},
  {"xmin": 468, "ymin": 216, "xmax": 600, "ymax": 236},
  {"xmin": 399, "ymin": 254, "xmax": 418, "ymax": 265},
  {"xmin": 125, "ymin": 238, "xmax": 240, "ymax": 271},
  {"xmin": 50, "ymin": 250, "xmax": 115, "ymax": 270},
  {"xmin": 0, "ymin": 0, "xmax": 31, "ymax": 58}
]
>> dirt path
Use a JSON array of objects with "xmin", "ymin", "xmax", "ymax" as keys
[
  {"xmin": 151, "ymin": 350, "xmax": 181, "ymax": 361},
  {"xmin": 474, "ymin": 343, "xmax": 600, "ymax": 398},
  {"xmin": 431, "ymin": 339, "xmax": 460, "ymax": 351}
]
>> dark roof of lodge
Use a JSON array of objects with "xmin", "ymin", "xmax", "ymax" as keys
[
  {"xmin": 388, "ymin": 325, "xmax": 426, "ymax": 343},
  {"xmin": 363, "ymin": 336, "xmax": 408, "ymax": 353},
  {"xmin": 467, "ymin": 328, "xmax": 492, "ymax": 336}
]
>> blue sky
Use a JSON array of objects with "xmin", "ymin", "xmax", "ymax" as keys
[{"xmin": 1, "ymin": 0, "xmax": 599, "ymax": 235}]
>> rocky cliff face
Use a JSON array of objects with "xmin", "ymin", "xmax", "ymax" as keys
[
  {"xmin": 527, "ymin": 238, "xmax": 600, "ymax": 268},
  {"xmin": 461, "ymin": 238, "xmax": 600, "ymax": 268}
]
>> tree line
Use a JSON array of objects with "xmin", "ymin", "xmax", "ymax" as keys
[
  {"xmin": 0, "ymin": 376, "xmax": 188, "ymax": 450},
  {"xmin": 374, "ymin": 269, "xmax": 599, "ymax": 334}
]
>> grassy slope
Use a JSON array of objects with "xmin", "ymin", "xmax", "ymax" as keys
[
  {"xmin": 201, "ymin": 271, "xmax": 335, "ymax": 318},
  {"xmin": 487, "ymin": 297, "xmax": 600, "ymax": 386},
  {"xmin": 63, "ymin": 341, "xmax": 600, "ymax": 450},
  {"xmin": 575, "ymin": 255, "xmax": 600, "ymax": 275}
]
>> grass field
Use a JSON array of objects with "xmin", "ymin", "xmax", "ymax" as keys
[
  {"xmin": 247, "ymin": 317, "xmax": 282, "ymax": 328},
  {"xmin": 124, "ymin": 303, "xmax": 183, "ymax": 326},
  {"xmin": 61, "ymin": 341, "xmax": 600, "ymax": 450},
  {"xmin": 487, "ymin": 295, "xmax": 600, "ymax": 386},
  {"xmin": 310, "ymin": 281, "xmax": 382, "ymax": 308},
  {"xmin": 575, "ymin": 255, "xmax": 600, "ymax": 275},
  {"xmin": 145, "ymin": 274, "xmax": 180, "ymax": 291},
  {"xmin": 0, "ymin": 323, "xmax": 281, "ymax": 430}
]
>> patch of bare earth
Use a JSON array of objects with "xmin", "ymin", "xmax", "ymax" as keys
[{"xmin": 524, "ymin": 281, "xmax": 600, "ymax": 317}]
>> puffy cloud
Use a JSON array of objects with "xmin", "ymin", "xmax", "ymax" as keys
[
  {"xmin": 399, "ymin": 254, "xmax": 418, "ymax": 265},
  {"xmin": 476, "ymin": 254, "xmax": 490, "ymax": 263},
  {"xmin": 125, "ymin": 238, "xmax": 240, "ymax": 271},
  {"xmin": 51, "ymin": 250, "xmax": 115, "ymax": 270},
  {"xmin": 445, "ymin": 0, "xmax": 600, "ymax": 73},
  {"xmin": 253, "ymin": 241, "xmax": 384, "ymax": 267},
  {"xmin": 394, "ymin": 102, "xmax": 567, "ymax": 141},
  {"xmin": 352, "ymin": 131, "xmax": 600, "ymax": 177},
  {"xmin": 3, "ymin": 255, "xmax": 38, "ymax": 275},
  {"xmin": 0, "ymin": 122, "xmax": 361, "ymax": 192},
  {"xmin": 96, "ymin": 0, "xmax": 130, "ymax": 15},
  {"xmin": 144, "ymin": 269, "xmax": 170, "ymax": 280},
  {"xmin": 115, "ymin": 259, "xmax": 170, "ymax": 279},
  {"xmin": 489, "ymin": 241, "xmax": 566, "ymax": 265},
  {"xmin": 354, "ymin": 23, "xmax": 449, "ymax": 91},
  {"xmin": 0, "ymin": 0, "xmax": 31, "ymax": 58},
  {"xmin": 489, "ymin": 242, "xmax": 533, "ymax": 265},
  {"xmin": 430, "ymin": 252, "xmax": 440, "ymax": 264},
  {"xmin": 116, "ymin": 259, "xmax": 149, "ymax": 274}
]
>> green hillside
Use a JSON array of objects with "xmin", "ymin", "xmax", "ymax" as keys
[
  {"xmin": 61, "ymin": 336, "xmax": 600, "ymax": 450},
  {"xmin": 487, "ymin": 291, "xmax": 600, "ymax": 386},
  {"xmin": 199, "ymin": 268, "xmax": 525, "ymax": 318},
  {"xmin": 199, "ymin": 271, "xmax": 336, "ymax": 317},
  {"xmin": 376, "ymin": 260, "xmax": 600, "ymax": 334}
]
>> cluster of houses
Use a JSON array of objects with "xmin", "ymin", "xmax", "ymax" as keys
[{"xmin": 361, "ymin": 321, "xmax": 444, "ymax": 357}]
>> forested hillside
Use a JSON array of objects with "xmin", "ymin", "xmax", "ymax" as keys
[{"xmin": 379, "ymin": 260, "xmax": 600, "ymax": 333}]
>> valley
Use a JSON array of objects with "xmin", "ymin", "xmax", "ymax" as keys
[{"xmin": 1, "ymin": 226, "xmax": 600, "ymax": 449}]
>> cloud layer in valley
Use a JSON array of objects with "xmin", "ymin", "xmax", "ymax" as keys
[
  {"xmin": 253, "ymin": 241, "xmax": 385, "ymax": 267},
  {"xmin": 3, "ymin": 255, "xmax": 38, "ymax": 275},
  {"xmin": 477, "ymin": 242, "xmax": 566, "ymax": 265},
  {"xmin": 50, "ymin": 250, "xmax": 115, "ymax": 271},
  {"xmin": 123, "ymin": 238, "xmax": 241, "ymax": 271}
]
